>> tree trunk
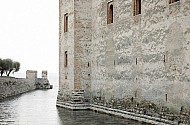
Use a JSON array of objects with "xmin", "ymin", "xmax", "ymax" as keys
[
  {"xmin": 1, "ymin": 70, "xmax": 4, "ymax": 76},
  {"xmin": 7, "ymin": 70, "xmax": 12, "ymax": 76}
]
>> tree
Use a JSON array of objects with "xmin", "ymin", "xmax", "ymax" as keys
[
  {"xmin": 3, "ymin": 59, "xmax": 13, "ymax": 76},
  {"xmin": 0, "ymin": 58, "xmax": 21, "ymax": 76},
  {"xmin": 0, "ymin": 58, "xmax": 6, "ymax": 76},
  {"xmin": 0, "ymin": 58, "xmax": 3, "ymax": 76},
  {"xmin": 13, "ymin": 61, "xmax": 20, "ymax": 73}
]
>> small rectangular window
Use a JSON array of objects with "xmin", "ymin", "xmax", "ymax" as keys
[
  {"xmin": 64, "ymin": 13, "xmax": 68, "ymax": 32},
  {"xmin": 64, "ymin": 51, "xmax": 68, "ymax": 67},
  {"xmin": 169, "ymin": 0, "xmax": 179, "ymax": 4},
  {"xmin": 134, "ymin": 0, "xmax": 141, "ymax": 16},
  {"xmin": 107, "ymin": 2, "xmax": 113, "ymax": 24}
]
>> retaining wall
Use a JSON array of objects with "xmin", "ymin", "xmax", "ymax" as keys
[
  {"xmin": 0, "ymin": 77, "xmax": 36, "ymax": 100},
  {"xmin": 0, "ymin": 70, "xmax": 52, "ymax": 100}
]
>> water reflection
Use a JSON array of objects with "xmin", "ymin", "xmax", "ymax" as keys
[
  {"xmin": 0, "ymin": 88, "xmax": 62, "ymax": 125},
  {"xmin": 57, "ymin": 108, "xmax": 148, "ymax": 125},
  {"xmin": 0, "ymin": 76, "xmax": 149, "ymax": 125}
]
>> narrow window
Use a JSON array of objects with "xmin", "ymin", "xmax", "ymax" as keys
[
  {"xmin": 110, "ymin": 5, "xmax": 113, "ymax": 23},
  {"xmin": 165, "ymin": 94, "xmax": 168, "ymax": 102},
  {"xmin": 180, "ymin": 106, "xmax": 184, "ymax": 114},
  {"xmin": 64, "ymin": 51, "xmax": 68, "ymax": 67},
  {"xmin": 136, "ymin": 58, "xmax": 138, "ymax": 65},
  {"xmin": 134, "ymin": 0, "xmax": 141, "ymax": 16},
  {"xmin": 135, "ymin": 90, "xmax": 137, "ymax": 98},
  {"xmin": 164, "ymin": 55, "xmax": 166, "ymax": 63},
  {"xmin": 64, "ymin": 13, "xmax": 68, "ymax": 32},
  {"xmin": 131, "ymin": 97, "xmax": 134, "ymax": 102},
  {"xmin": 87, "ymin": 62, "xmax": 90, "ymax": 67},
  {"xmin": 107, "ymin": 2, "xmax": 113, "ymax": 24},
  {"xmin": 169, "ymin": 0, "xmax": 179, "ymax": 4}
]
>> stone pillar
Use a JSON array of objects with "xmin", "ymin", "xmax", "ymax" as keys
[
  {"xmin": 26, "ymin": 70, "xmax": 37, "ymax": 79},
  {"xmin": 42, "ymin": 70, "xmax": 48, "ymax": 79},
  {"xmin": 26, "ymin": 70, "xmax": 37, "ymax": 85}
]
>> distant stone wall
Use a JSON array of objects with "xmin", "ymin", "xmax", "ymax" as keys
[
  {"xmin": 0, "ymin": 77, "xmax": 36, "ymax": 100},
  {"xmin": 36, "ymin": 78, "xmax": 52, "ymax": 89},
  {"xmin": 0, "ymin": 70, "xmax": 52, "ymax": 100}
]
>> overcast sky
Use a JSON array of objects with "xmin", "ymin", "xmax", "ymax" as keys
[{"xmin": 0, "ymin": 0, "xmax": 59, "ymax": 75}]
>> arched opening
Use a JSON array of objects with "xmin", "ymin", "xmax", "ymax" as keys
[
  {"xmin": 107, "ymin": 2, "xmax": 113, "ymax": 24},
  {"xmin": 110, "ymin": 4, "xmax": 113, "ymax": 23},
  {"xmin": 134, "ymin": 0, "xmax": 141, "ymax": 16},
  {"xmin": 64, "ymin": 13, "xmax": 68, "ymax": 32}
]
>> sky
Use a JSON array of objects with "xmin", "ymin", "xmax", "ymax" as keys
[{"xmin": 0, "ymin": 0, "xmax": 59, "ymax": 75}]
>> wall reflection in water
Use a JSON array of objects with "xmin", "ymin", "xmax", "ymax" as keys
[{"xmin": 57, "ymin": 107, "xmax": 148, "ymax": 125}]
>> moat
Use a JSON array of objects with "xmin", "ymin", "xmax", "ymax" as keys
[{"xmin": 0, "ymin": 76, "xmax": 148, "ymax": 125}]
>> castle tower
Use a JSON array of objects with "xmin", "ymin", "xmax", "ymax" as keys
[
  {"xmin": 57, "ymin": 0, "xmax": 190, "ymax": 123},
  {"xmin": 57, "ymin": 0, "xmax": 92, "ymax": 105}
]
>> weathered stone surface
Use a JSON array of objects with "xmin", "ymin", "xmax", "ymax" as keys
[
  {"xmin": 0, "ymin": 70, "xmax": 36, "ymax": 100},
  {"xmin": 36, "ymin": 71, "xmax": 53, "ymax": 89},
  {"xmin": 0, "ymin": 70, "xmax": 53, "ymax": 100},
  {"xmin": 58, "ymin": 0, "xmax": 190, "ymax": 124}
]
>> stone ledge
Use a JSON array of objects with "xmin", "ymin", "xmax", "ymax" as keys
[
  {"xmin": 56, "ymin": 101, "xmax": 90, "ymax": 110},
  {"xmin": 90, "ymin": 104, "xmax": 177, "ymax": 125},
  {"xmin": 56, "ymin": 101, "xmax": 177, "ymax": 125}
]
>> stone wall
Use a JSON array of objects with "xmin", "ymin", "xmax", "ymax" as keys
[
  {"xmin": 36, "ymin": 70, "xmax": 53, "ymax": 89},
  {"xmin": 36, "ymin": 78, "xmax": 52, "ymax": 89},
  {"xmin": 0, "ymin": 77, "xmax": 35, "ymax": 100},
  {"xmin": 58, "ymin": 0, "xmax": 190, "ymax": 124},
  {"xmin": 90, "ymin": 0, "xmax": 190, "ymax": 124},
  {"xmin": 58, "ymin": 0, "xmax": 75, "ymax": 102},
  {"xmin": 74, "ymin": 0, "xmax": 92, "ymax": 100},
  {"xmin": 0, "ymin": 70, "xmax": 52, "ymax": 100},
  {"xmin": 58, "ymin": 0, "xmax": 92, "ymax": 101},
  {"xmin": 91, "ymin": 0, "xmax": 190, "ymax": 111}
]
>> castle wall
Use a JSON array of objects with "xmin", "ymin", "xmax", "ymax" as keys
[
  {"xmin": 58, "ymin": 0, "xmax": 190, "ymax": 124},
  {"xmin": 59, "ymin": 0, "xmax": 75, "ymax": 101},
  {"xmin": 0, "ymin": 70, "xmax": 52, "ymax": 100},
  {"xmin": 0, "ymin": 71, "xmax": 37, "ymax": 100},
  {"xmin": 0, "ymin": 77, "xmax": 34, "ymax": 99},
  {"xmin": 74, "ymin": 0, "xmax": 92, "ymax": 99},
  {"xmin": 91, "ymin": 0, "xmax": 190, "ymax": 113}
]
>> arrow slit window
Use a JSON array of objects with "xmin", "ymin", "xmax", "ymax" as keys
[
  {"xmin": 64, "ymin": 13, "xmax": 68, "ymax": 32},
  {"xmin": 64, "ymin": 51, "xmax": 68, "ymax": 67}
]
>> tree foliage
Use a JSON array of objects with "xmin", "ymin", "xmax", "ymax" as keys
[{"xmin": 0, "ymin": 58, "xmax": 20, "ymax": 76}]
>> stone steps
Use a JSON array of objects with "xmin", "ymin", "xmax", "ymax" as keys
[{"xmin": 71, "ymin": 89, "xmax": 85, "ymax": 103}]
